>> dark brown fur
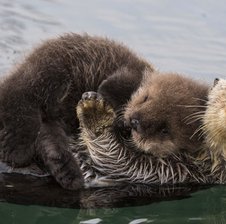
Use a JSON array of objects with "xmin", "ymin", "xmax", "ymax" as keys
[
  {"xmin": 124, "ymin": 73, "xmax": 209, "ymax": 157},
  {"xmin": 0, "ymin": 33, "xmax": 153, "ymax": 189}
]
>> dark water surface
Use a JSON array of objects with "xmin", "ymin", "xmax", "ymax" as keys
[
  {"xmin": 1, "ymin": 186, "xmax": 226, "ymax": 224},
  {"xmin": 0, "ymin": 173, "xmax": 226, "ymax": 223},
  {"xmin": 0, "ymin": 0, "xmax": 226, "ymax": 223}
]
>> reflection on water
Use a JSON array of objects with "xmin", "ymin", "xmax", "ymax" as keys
[
  {"xmin": 76, "ymin": 186, "xmax": 226, "ymax": 224},
  {"xmin": 0, "ymin": 173, "xmax": 225, "ymax": 223},
  {"xmin": 0, "ymin": 0, "xmax": 226, "ymax": 223},
  {"xmin": 0, "ymin": 173, "xmax": 207, "ymax": 209},
  {"xmin": 0, "ymin": 175, "xmax": 226, "ymax": 224}
]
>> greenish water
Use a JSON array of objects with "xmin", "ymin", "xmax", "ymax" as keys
[
  {"xmin": 0, "ymin": 173, "xmax": 226, "ymax": 223},
  {"xmin": 1, "ymin": 0, "xmax": 226, "ymax": 223},
  {"xmin": 1, "ymin": 185, "xmax": 226, "ymax": 224}
]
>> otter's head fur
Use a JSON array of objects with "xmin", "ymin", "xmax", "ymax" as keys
[
  {"xmin": 202, "ymin": 78, "xmax": 226, "ymax": 156},
  {"xmin": 124, "ymin": 72, "xmax": 209, "ymax": 157}
]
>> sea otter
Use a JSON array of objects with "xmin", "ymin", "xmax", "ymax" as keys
[
  {"xmin": 202, "ymin": 78, "xmax": 226, "ymax": 153},
  {"xmin": 1, "ymin": 74, "xmax": 222, "ymax": 186},
  {"xmin": 124, "ymin": 73, "xmax": 209, "ymax": 157},
  {"xmin": 74, "ymin": 89, "xmax": 213, "ymax": 186},
  {"xmin": 74, "ymin": 85, "xmax": 226, "ymax": 186},
  {"xmin": 201, "ymin": 78, "xmax": 226, "ymax": 182},
  {"xmin": 0, "ymin": 33, "xmax": 154, "ymax": 190}
]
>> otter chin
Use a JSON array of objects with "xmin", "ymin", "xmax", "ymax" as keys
[
  {"xmin": 202, "ymin": 78, "xmax": 226, "ymax": 155},
  {"xmin": 130, "ymin": 128, "xmax": 176, "ymax": 156},
  {"xmin": 124, "ymin": 73, "xmax": 209, "ymax": 157}
]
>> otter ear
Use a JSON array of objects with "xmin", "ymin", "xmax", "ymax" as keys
[
  {"xmin": 98, "ymin": 67, "xmax": 143, "ymax": 110},
  {"xmin": 213, "ymin": 78, "xmax": 219, "ymax": 87}
]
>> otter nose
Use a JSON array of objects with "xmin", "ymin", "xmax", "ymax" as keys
[{"xmin": 130, "ymin": 118, "xmax": 140, "ymax": 131}]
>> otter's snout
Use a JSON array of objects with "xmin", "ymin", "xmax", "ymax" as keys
[
  {"xmin": 125, "ymin": 114, "xmax": 142, "ymax": 133},
  {"xmin": 130, "ymin": 118, "xmax": 140, "ymax": 131}
]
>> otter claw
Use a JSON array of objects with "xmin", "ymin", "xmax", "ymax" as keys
[{"xmin": 82, "ymin": 91, "xmax": 102, "ymax": 101}]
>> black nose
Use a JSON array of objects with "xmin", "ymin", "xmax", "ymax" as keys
[
  {"xmin": 130, "ymin": 118, "xmax": 140, "ymax": 131},
  {"xmin": 213, "ymin": 78, "xmax": 219, "ymax": 87}
]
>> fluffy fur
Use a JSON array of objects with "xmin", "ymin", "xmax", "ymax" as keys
[
  {"xmin": 124, "ymin": 73, "xmax": 209, "ymax": 157},
  {"xmin": 202, "ymin": 78, "xmax": 226, "ymax": 154},
  {"xmin": 74, "ymin": 91, "xmax": 217, "ymax": 187},
  {"xmin": 0, "ymin": 33, "xmax": 153, "ymax": 189},
  {"xmin": 201, "ymin": 78, "xmax": 226, "ymax": 180},
  {"xmin": 3, "ymin": 79, "xmax": 226, "ymax": 187}
]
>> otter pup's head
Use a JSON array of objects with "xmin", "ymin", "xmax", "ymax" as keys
[
  {"xmin": 202, "ymin": 78, "xmax": 226, "ymax": 154},
  {"xmin": 124, "ymin": 73, "xmax": 209, "ymax": 157}
]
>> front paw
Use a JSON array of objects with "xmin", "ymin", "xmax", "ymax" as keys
[
  {"xmin": 76, "ymin": 92, "xmax": 115, "ymax": 135},
  {"xmin": 55, "ymin": 163, "xmax": 84, "ymax": 190}
]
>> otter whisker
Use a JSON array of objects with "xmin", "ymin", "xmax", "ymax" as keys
[
  {"xmin": 183, "ymin": 111, "xmax": 205, "ymax": 122},
  {"xmin": 192, "ymin": 97, "xmax": 208, "ymax": 103},
  {"xmin": 199, "ymin": 124, "xmax": 214, "ymax": 136},
  {"xmin": 184, "ymin": 110, "xmax": 205, "ymax": 119},
  {"xmin": 197, "ymin": 127, "xmax": 207, "ymax": 140},
  {"xmin": 184, "ymin": 114, "xmax": 204, "ymax": 123},
  {"xmin": 185, "ymin": 116, "xmax": 204, "ymax": 125},
  {"xmin": 189, "ymin": 125, "xmax": 204, "ymax": 140},
  {"xmin": 177, "ymin": 105, "xmax": 207, "ymax": 108}
]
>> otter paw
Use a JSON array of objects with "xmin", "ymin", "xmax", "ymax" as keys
[
  {"xmin": 55, "ymin": 167, "xmax": 84, "ymax": 190},
  {"xmin": 41, "ymin": 147, "xmax": 84, "ymax": 190},
  {"xmin": 77, "ymin": 91, "xmax": 115, "ymax": 135}
]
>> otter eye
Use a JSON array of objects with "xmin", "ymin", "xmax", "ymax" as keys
[
  {"xmin": 161, "ymin": 128, "xmax": 169, "ymax": 135},
  {"xmin": 143, "ymin": 95, "xmax": 148, "ymax": 102}
]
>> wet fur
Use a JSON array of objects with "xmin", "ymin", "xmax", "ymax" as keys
[{"xmin": 0, "ymin": 33, "xmax": 153, "ymax": 189}]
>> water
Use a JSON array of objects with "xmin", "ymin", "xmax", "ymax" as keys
[
  {"xmin": 0, "ymin": 0, "xmax": 226, "ymax": 80},
  {"xmin": 0, "ymin": 0, "xmax": 226, "ymax": 223},
  {"xmin": 0, "ymin": 174, "xmax": 226, "ymax": 223}
]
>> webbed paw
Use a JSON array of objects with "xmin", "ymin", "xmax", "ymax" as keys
[{"xmin": 77, "ymin": 92, "xmax": 115, "ymax": 135}]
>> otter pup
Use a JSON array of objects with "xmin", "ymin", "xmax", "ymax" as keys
[
  {"xmin": 75, "ymin": 91, "xmax": 211, "ymax": 186},
  {"xmin": 1, "ymin": 82, "xmax": 221, "ymax": 186},
  {"xmin": 124, "ymin": 73, "xmax": 209, "ymax": 157},
  {"xmin": 75, "ymin": 86, "xmax": 226, "ymax": 186},
  {"xmin": 0, "ymin": 33, "xmax": 154, "ymax": 189}
]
